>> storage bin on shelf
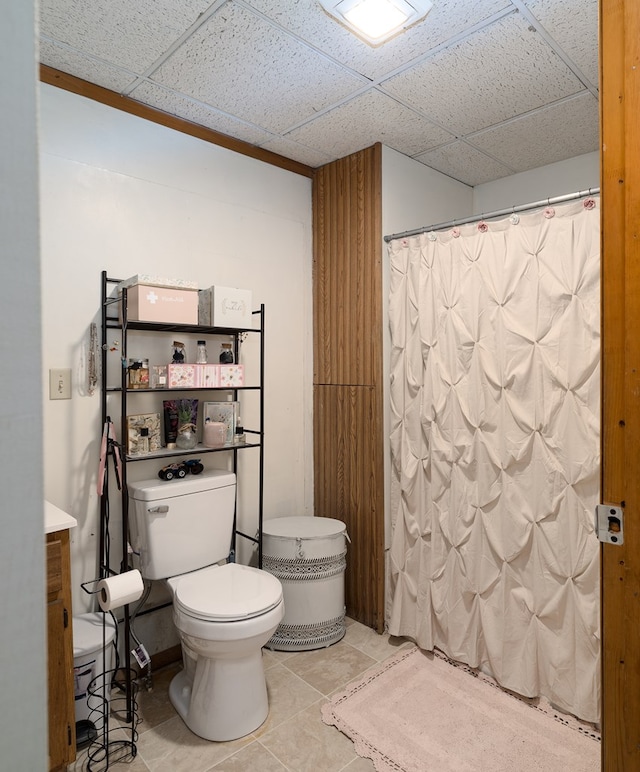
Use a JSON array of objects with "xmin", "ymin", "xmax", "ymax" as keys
[
  {"xmin": 116, "ymin": 274, "xmax": 199, "ymax": 325},
  {"xmin": 262, "ymin": 516, "xmax": 348, "ymax": 651}
]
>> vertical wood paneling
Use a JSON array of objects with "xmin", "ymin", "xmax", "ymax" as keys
[
  {"xmin": 313, "ymin": 145, "xmax": 384, "ymax": 631},
  {"xmin": 313, "ymin": 145, "xmax": 382, "ymax": 386},
  {"xmin": 314, "ymin": 385, "xmax": 384, "ymax": 630},
  {"xmin": 600, "ymin": 0, "xmax": 640, "ymax": 767}
]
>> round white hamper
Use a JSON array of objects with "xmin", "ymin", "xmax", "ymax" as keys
[{"xmin": 263, "ymin": 516, "xmax": 348, "ymax": 651}]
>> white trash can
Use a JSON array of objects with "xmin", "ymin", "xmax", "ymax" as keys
[
  {"xmin": 73, "ymin": 612, "xmax": 117, "ymax": 731},
  {"xmin": 263, "ymin": 516, "xmax": 348, "ymax": 651}
]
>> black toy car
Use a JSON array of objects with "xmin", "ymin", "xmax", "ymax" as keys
[{"xmin": 158, "ymin": 459, "xmax": 204, "ymax": 481}]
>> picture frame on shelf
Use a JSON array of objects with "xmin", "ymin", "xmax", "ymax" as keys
[{"xmin": 126, "ymin": 412, "xmax": 162, "ymax": 456}]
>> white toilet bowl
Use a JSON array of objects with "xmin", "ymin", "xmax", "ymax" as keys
[{"xmin": 166, "ymin": 562, "xmax": 284, "ymax": 741}]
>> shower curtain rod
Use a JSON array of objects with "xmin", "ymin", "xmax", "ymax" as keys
[{"xmin": 383, "ymin": 187, "xmax": 600, "ymax": 243}]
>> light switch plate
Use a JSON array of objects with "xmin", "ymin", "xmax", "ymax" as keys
[{"xmin": 49, "ymin": 368, "xmax": 71, "ymax": 400}]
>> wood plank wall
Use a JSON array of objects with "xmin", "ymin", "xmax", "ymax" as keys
[
  {"xmin": 313, "ymin": 144, "xmax": 385, "ymax": 632},
  {"xmin": 600, "ymin": 1, "xmax": 640, "ymax": 768}
]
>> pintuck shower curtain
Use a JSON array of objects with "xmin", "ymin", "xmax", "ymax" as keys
[{"xmin": 387, "ymin": 197, "xmax": 600, "ymax": 723}]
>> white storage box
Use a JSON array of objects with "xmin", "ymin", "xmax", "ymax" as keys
[
  {"xmin": 263, "ymin": 516, "xmax": 348, "ymax": 651},
  {"xmin": 199, "ymin": 286, "xmax": 252, "ymax": 328}
]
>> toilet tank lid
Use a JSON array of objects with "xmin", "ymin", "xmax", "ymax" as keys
[{"xmin": 127, "ymin": 469, "xmax": 236, "ymax": 501}]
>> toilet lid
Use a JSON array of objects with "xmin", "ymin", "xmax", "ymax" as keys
[{"xmin": 174, "ymin": 562, "xmax": 283, "ymax": 621}]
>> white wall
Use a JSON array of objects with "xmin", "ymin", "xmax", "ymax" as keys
[
  {"xmin": 381, "ymin": 146, "xmax": 473, "ymax": 564},
  {"xmin": 39, "ymin": 84, "xmax": 313, "ymax": 652},
  {"xmin": 473, "ymin": 151, "xmax": 599, "ymax": 214},
  {"xmin": 0, "ymin": 2, "xmax": 47, "ymax": 769}
]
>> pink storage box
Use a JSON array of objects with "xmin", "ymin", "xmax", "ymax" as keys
[
  {"xmin": 168, "ymin": 364, "xmax": 197, "ymax": 389},
  {"xmin": 122, "ymin": 284, "xmax": 199, "ymax": 325},
  {"xmin": 168, "ymin": 364, "xmax": 245, "ymax": 388},
  {"xmin": 218, "ymin": 364, "xmax": 244, "ymax": 387},
  {"xmin": 195, "ymin": 365, "xmax": 245, "ymax": 387},
  {"xmin": 195, "ymin": 365, "xmax": 220, "ymax": 388}
]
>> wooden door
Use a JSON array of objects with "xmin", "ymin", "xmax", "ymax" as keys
[{"xmin": 600, "ymin": 1, "xmax": 640, "ymax": 768}]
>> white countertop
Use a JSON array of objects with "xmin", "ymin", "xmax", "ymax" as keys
[{"xmin": 45, "ymin": 500, "xmax": 78, "ymax": 534}]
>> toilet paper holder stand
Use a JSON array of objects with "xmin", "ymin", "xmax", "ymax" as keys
[{"xmin": 79, "ymin": 575, "xmax": 140, "ymax": 770}]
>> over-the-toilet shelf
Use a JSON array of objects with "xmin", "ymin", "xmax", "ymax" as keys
[{"xmin": 98, "ymin": 270, "xmax": 266, "ymax": 758}]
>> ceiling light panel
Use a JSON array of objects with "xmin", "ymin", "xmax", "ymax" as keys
[{"xmin": 318, "ymin": 0, "xmax": 433, "ymax": 46}]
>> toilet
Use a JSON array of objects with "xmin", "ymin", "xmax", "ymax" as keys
[{"xmin": 128, "ymin": 470, "xmax": 284, "ymax": 741}]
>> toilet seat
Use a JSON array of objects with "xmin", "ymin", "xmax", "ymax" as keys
[{"xmin": 173, "ymin": 562, "xmax": 283, "ymax": 622}]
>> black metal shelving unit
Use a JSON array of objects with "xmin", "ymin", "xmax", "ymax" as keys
[{"xmin": 98, "ymin": 269, "xmax": 265, "ymax": 751}]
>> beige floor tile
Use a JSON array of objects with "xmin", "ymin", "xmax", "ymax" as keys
[
  {"xmin": 260, "ymin": 700, "xmax": 357, "ymax": 772},
  {"xmin": 344, "ymin": 620, "xmax": 414, "ymax": 662},
  {"xmin": 135, "ymin": 715, "xmax": 253, "ymax": 772},
  {"xmin": 208, "ymin": 740, "xmax": 287, "ymax": 770},
  {"xmin": 69, "ymin": 726, "xmax": 150, "ymax": 772},
  {"xmin": 262, "ymin": 646, "xmax": 295, "ymax": 670},
  {"xmin": 283, "ymin": 640, "xmax": 377, "ymax": 696},
  {"xmin": 340, "ymin": 754, "xmax": 377, "ymax": 771},
  {"xmin": 253, "ymin": 663, "xmax": 324, "ymax": 737},
  {"xmin": 135, "ymin": 662, "xmax": 182, "ymax": 732}
]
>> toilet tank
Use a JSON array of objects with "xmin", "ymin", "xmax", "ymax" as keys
[{"xmin": 128, "ymin": 470, "xmax": 236, "ymax": 580}]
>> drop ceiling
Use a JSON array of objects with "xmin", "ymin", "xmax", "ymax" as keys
[{"xmin": 38, "ymin": 0, "xmax": 599, "ymax": 186}]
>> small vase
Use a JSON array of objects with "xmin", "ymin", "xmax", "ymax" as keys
[{"xmin": 176, "ymin": 424, "xmax": 197, "ymax": 450}]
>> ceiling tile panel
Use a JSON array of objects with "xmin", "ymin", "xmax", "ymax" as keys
[
  {"xmin": 39, "ymin": 41, "xmax": 138, "ymax": 93},
  {"xmin": 383, "ymin": 11, "xmax": 584, "ymax": 136},
  {"xmin": 258, "ymin": 137, "xmax": 334, "ymax": 167},
  {"xmin": 150, "ymin": 3, "xmax": 364, "ymax": 133},
  {"xmin": 245, "ymin": 0, "xmax": 512, "ymax": 81},
  {"xmin": 132, "ymin": 82, "xmax": 275, "ymax": 146},
  {"xmin": 39, "ymin": 0, "xmax": 212, "ymax": 74},
  {"xmin": 415, "ymin": 142, "xmax": 514, "ymax": 186},
  {"xmin": 523, "ymin": 0, "xmax": 599, "ymax": 86},
  {"xmin": 39, "ymin": 0, "xmax": 601, "ymax": 186},
  {"xmin": 468, "ymin": 93, "xmax": 599, "ymax": 172},
  {"xmin": 285, "ymin": 90, "xmax": 455, "ymax": 160}
]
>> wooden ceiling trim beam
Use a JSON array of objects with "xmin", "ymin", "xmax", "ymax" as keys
[{"xmin": 39, "ymin": 65, "xmax": 314, "ymax": 179}]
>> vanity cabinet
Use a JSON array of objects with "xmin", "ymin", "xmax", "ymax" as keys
[{"xmin": 46, "ymin": 528, "xmax": 75, "ymax": 771}]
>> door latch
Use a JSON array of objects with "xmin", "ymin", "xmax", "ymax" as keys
[{"xmin": 595, "ymin": 504, "xmax": 624, "ymax": 545}]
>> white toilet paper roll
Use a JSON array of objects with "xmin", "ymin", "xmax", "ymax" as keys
[{"xmin": 97, "ymin": 570, "xmax": 144, "ymax": 612}]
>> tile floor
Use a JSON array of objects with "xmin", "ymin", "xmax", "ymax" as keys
[{"xmin": 70, "ymin": 618, "xmax": 413, "ymax": 772}]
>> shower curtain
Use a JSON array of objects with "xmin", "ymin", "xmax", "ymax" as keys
[{"xmin": 387, "ymin": 197, "xmax": 600, "ymax": 723}]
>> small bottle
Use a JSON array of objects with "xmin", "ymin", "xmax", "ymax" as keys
[
  {"xmin": 138, "ymin": 427, "xmax": 150, "ymax": 454},
  {"xmin": 220, "ymin": 343, "xmax": 234, "ymax": 364},
  {"xmin": 128, "ymin": 358, "xmax": 149, "ymax": 389},
  {"xmin": 234, "ymin": 421, "xmax": 245, "ymax": 445},
  {"xmin": 172, "ymin": 341, "xmax": 186, "ymax": 364},
  {"xmin": 196, "ymin": 340, "xmax": 208, "ymax": 364}
]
